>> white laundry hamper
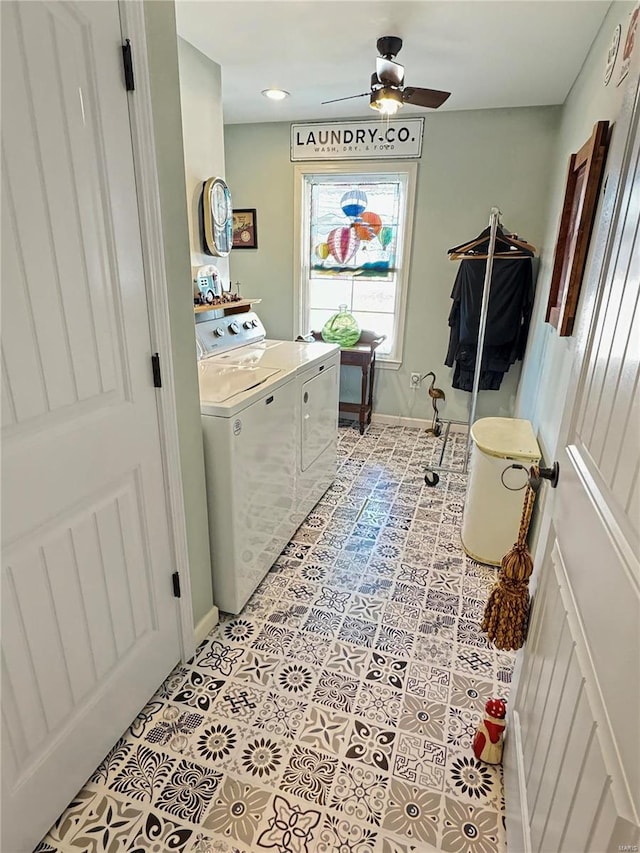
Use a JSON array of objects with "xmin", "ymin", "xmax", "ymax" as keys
[{"xmin": 461, "ymin": 417, "xmax": 541, "ymax": 566}]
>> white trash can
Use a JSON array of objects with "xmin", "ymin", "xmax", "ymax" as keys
[{"xmin": 461, "ymin": 417, "xmax": 541, "ymax": 566}]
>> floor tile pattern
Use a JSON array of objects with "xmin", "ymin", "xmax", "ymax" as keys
[{"xmin": 37, "ymin": 424, "xmax": 514, "ymax": 853}]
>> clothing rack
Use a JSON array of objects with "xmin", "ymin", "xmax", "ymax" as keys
[{"xmin": 424, "ymin": 207, "xmax": 522, "ymax": 487}]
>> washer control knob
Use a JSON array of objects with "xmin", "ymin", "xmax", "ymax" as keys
[
  {"xmin": 213, "ymin": 327, "xmax": 224, "ymax": 337},
  {"xmin": 251, "ymin": 319, "xmax": 259, "ymax": 328},
  {"xmin": 229, "ymin": 321, "xmax": 240, "ymax": 334},
  {"xmin": 243, "ymin": 320, "xmax": 252, "ymax": 329}
]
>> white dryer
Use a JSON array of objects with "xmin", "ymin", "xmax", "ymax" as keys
[{"xmin": 196, "ymin": 312, "xmax": 339, "ymax": 614}]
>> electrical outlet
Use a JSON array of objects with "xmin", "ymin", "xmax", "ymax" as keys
[{"xmin": 410, "ymin": 373, "xmax": 421, "ymax": 390}]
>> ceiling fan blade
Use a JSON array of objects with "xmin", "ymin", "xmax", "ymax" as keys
[
  {"xmin": 376, "ymin": 56, "xmax": 404, "ymax": 86},
  {"xmin": 321, "ymin": 92, "xmax": 369, "ymax": 105},
  {"xmin": 402, "ymin": 87, "xmax": 451, "ymax": 109}
]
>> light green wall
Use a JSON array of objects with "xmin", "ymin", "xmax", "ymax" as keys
[
  {"xmin": 177, "ymin": 38, "xmax": 230, "ymax": 288},
  {"xmin": 225, "ymin": 106, "xmax": 560, "ymax": 424},
  {"xmin": 143, "ymin": 1, "xmax": 213, "ymax": 626},
  {"xmin": 224, "ymin": 122, "xmax": 296, "ymax": 337},
  {"xmin": 516, "ymin": 1, "xmax": 635, "ymax": 459}
]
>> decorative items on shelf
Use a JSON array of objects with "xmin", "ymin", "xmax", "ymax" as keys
[
  {"xmin": 194, "ymin": 266, "xmax": 244, "ymax": 309},
  {"xmin": 473, "ymin": 698, "xmax": 507, "ymax": 764},
  {"xmin": 321, "ymin": 304, "xmax": 360, "ymax": 348},
  {"xmin": 194, "ymin": 264, "xmax": 222, "ymax": 305},
  {"xmin": 194, "ymin": 291, "xmax": 242, "ymax": 309}
]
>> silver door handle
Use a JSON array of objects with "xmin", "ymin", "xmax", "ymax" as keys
[{"xmin": 529, "ymin": 462, "xmax": 560, "ymax": 491}]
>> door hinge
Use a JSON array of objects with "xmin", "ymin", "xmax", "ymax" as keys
[
  {"xmin": 151, "ymin": 353, "xmax": 162, "ymax": 388},
  {"xmin": 122, "ymin": 39, "xmax": 135, "ymax": 91},
  {"xmin": 172, "ymin": 572, "xmax": 181, "ymax": 598}
]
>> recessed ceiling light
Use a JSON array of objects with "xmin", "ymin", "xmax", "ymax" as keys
[{"xmin": 262, "ymin": 88, "xmax": 290, "ymax": 101}]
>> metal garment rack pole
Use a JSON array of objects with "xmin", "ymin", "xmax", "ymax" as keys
[
  {"xmin": 464, "ymin": 206, "xmax": 501, "ymax": 471},
  {"xmin": 426, "ymin": 207, "xmax": 501, "ymax": 479}
]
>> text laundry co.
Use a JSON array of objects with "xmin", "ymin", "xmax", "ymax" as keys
[
  {"xmin": 290, "ymin": 118, "xmax": 425, "ymax": 161},
  {"xmin": 295, "ymin": 127, "xmax": 415, "ymax": 146}
]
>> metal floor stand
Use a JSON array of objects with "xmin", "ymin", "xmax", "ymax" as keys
[{"xmin": 424, "ymin": 207, "xmax": 501, "ymax": 487}]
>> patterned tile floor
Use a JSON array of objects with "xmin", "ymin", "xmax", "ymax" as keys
[{"xmin": 37, "ymin": 424, "xmax": 514, "ymax": 853}]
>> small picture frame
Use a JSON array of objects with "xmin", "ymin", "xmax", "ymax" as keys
[
  {"xmin": 545, "ymin": 121, "xmax": 609, "ymax": 336},
  {"xmin": 232, "ymin": 209, "xmax": 258, "ymax": 249}
]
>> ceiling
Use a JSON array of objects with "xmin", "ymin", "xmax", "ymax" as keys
[{"xmin": 175, "ymin": 1, "xmax": 611, "ymax": 125}]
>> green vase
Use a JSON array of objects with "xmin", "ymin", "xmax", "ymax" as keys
[{"xmin": 321, "ymin": 304, "xmax": 360, "ymax": 347}]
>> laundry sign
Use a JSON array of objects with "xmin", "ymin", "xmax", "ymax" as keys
[{"xmin": 290, "ymin": 118, "xmax": 424, "ymax": 161}]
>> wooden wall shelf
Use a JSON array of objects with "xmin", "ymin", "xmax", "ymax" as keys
[{"xmin": 194, "ymin": 298, "xmax": 261, "ymax": 317}]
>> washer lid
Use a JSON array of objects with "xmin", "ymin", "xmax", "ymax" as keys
[
  {"xmin": 470, "ymin": 417, "xmax": 540, "ymax": 461},
  {"xmin": 198, "ymin": 362, "xmax": 281, "ymax": 402},
  {"xmin": 215, "ymin": 340, "xmax": 339, "ymax": 373},
  {"xmin": 212, "ymin": 341, "xmax": 286, "ymax": 368}
]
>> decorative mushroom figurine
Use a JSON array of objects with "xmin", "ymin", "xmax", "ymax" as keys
[{"xmin": 473, "ymin": 698, "xmax": 507, "ymax": 764}]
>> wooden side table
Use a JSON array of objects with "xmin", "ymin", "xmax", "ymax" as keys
[{"xmin": 312, "ymin": 330, "xmax": 386, "ymax": 435}]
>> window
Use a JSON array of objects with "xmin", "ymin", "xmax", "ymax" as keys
[{"xmin": 294, "ymin": 162, "xmax": 417, "ymax": 364}]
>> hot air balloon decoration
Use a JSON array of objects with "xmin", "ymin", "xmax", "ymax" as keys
[
  {"xmin": 354, "ymin": 211, "xmax": 382, "ymax": 242},
  {"xmin": 311, "ymin": 184, "xmax": 396, "ymax": 277},
  {"xmin": 379, "ymin": 225, "xmax": 393, "ymax": 250},
  {"xmin": 327, "ymin": 226, "xmax": 360, "ymax": 265},
  {"xmin": 341, "ymin": 189, "xmax": 368, "ymax": 220}
]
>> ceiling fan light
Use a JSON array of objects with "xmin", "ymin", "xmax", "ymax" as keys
[
  {"xmin": 261, "ymin": 88, "xmax": 290, "ymax": 101},
  {"xmin": 370, "ymin": 87, "xmax": 403, "ymax": 115},
  {"xmin": 379, "ymin": 98, "xmax": 402, "ymax": 115}
]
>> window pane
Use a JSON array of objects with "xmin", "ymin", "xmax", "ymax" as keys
[
  {"xmin": 352, "ymin": 279, "xmax": 396, "ymax": 313},
  {"xmin": 310, "ymin": 180, "xmax": 401, "ymax": 279},
  {"xmin": 301, "ymin": 168, "xmax": 413, "ymax": 361},
  {"xmin": 351, "ymin": 311, "xmax": 395, "ymax": 354},
  {"xmin": 309, "ymin": 278, "xmax": 353, "ymax": 311},
  {"xmin": 308, "ymin": 308, "xmax": 335, "ymax": 334}
]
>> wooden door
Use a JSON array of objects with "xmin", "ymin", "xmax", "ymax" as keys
[{"xmin": 1, "ymin": 3, "xmax": 181, "ymax": 850}]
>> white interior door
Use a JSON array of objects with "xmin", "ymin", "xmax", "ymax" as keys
[
  {"xmin": 504, "ymin": 70, "xmax": 640, "ymax": 851},
  {"xmin": 1, "ymin": 2, "xmax": 181, "ymax": 850}
]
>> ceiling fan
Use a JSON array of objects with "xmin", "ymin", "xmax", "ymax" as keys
[{"xmin": 323, "ymin": 36, "xmax": 451, "ymax": 115}]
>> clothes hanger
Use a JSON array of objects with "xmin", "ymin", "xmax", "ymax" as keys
[{"xmin": 448, "ymin": 225, "xmax": 536, "ymax": 260}]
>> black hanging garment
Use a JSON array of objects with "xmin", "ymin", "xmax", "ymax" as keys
[{"xmin": 445, "ymin": 257, "xmax": 533, "ymax": 391}]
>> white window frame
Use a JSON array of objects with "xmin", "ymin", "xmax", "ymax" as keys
[{"xmin": 293, "ymin": 161, "xmax": 418, "ymax": 368}]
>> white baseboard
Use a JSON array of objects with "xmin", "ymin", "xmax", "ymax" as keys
[
  {"xmin": 194, "ymin": 605, "xmax": 220, "ymax": 647},
  {"xmin": 369, "ymin": 412, "xmax": 468, "ymax": 432},
  {"xmin": 504, "ymin": 709, "xmax": 531, "ymax": 853}
]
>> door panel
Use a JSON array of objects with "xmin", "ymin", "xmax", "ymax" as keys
[
  {"xmin": 1, "ymin": 0, "xmax": 122, "ymax": 436},
  {"xmin": 505, "ymin": 68, "xmax": 640, "ymax": 852},
  {"xmin": 573, "ymin": 122, "xmax": 640, "ymax": 537},
  {"xmin": 1, "ymin": 2, "xmax": 180, "ymax": 850},
  {"xmin": 513, "ymin": 535, "xmax": 638, "ymax": 853}
]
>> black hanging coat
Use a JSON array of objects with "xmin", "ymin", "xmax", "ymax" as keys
[{"xmin": 445, "ymin": 258, "xmax": 534, "ymax": 391}]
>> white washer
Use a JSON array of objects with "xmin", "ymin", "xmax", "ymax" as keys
[
  {"xmin": 212, "ymin": 335, "xmax": 341, "ymax": 527},
  {"xmin": 196, "ymin": 311, "xmax": 339, "ymax": 613}
]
